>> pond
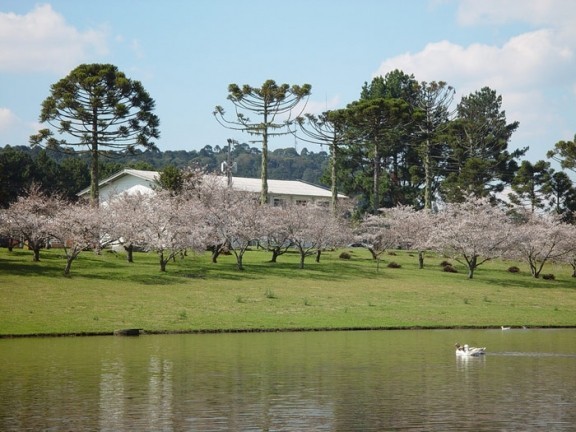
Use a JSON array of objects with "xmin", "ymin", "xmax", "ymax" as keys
[{"xmin": 1, "ymin": 329, "xmax": 575, "ymax": 431}]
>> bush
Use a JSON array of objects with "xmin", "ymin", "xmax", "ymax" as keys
[
  {"xmin": 443, "ymin": 265, "xmax": 458, "ymax": 273},
  {"xmin": 388, "ymin": 251, "xmax": 397, "ymax": 256},
  {"xmin": 339, "ymin": 252, "xmax": 352, "ymax": 260},
  {"xmin": 542, "ymin": 273, "xmax": 555, "ymax": 280},
  {"xmin": 440, "ymin": 260, "xmax": 452, "ymax": 267},
  {"xmin": 508, "ymin": 266, "xmax": 520, "ymax": 273},
  {"xmin": 387, "ymin": 261, "xmax": 401, "ymax": 269}
]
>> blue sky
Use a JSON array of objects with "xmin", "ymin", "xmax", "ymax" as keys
[{"xmin": 1, "ymin": 0, "xmax": 575, "ymax": 167}]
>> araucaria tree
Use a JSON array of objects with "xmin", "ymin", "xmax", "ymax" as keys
[
  {"xmin": 30, "ymin": 64, "xmax": 160, "ymax": 205},
  {"xmin": 214, "ymin": 80, "xmax": 311, "ymax": 204},
  {"xmin": 293, "ymin": 110, "xmax": 348, "ymax": 213}
]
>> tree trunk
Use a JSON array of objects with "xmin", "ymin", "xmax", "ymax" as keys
[
  {"xmin": 315, "ymin": 249, "xmax": 321, "ymax": 263},
  {"xmin": 367, "ymin": 247, "xmax": 378, "ymax": 260},
  {"xmin": 29, "ymin": 240, "xmax": 41, "ymax": 262},
  {"xmin": 270, "ymin": 248, "xmax": 280, "ymax": 263},
  {"xmin": 299, "ymin": 250, "xmax": 305, "ymax": 269},
  {"xmin": 418, "ymin": 250, "xmax": 424, "ymax": 269},
  {"xmin": 331, "ymin": 141, "xmax": 338, "ymax": 215},
  {"xmin": 159, "ymin": 252, "xmax": 167, "ymax": 272},
  {"xmin": 210, "ymin": 243, "xmax": 224, "ymax": 263},
  {"xmin": 64, "ymin": 257, "xmax": 74, "ymax": 275},
  {"xmin": 90, "ymin": 116, "xmax": 100, "ymax": 207},
  {"xmin": 467, "ymin": 255, "xmax": 477, "ymax": 279},
  {"xmin": 236, "ymin": 254, "xmax": 244, "ymax": 271},
  {"xmin": 423, "ymin": 138, "xmax": 433, "ymax": 210},
  {"xmin": 124, "ymin": 244, "xmax": 134, "ymax": 263},
  {"xmin": 372, "ymin": 142, "xmax": 380, "ymax": 214},
  {"xmin": 260, "ymin": 116, "xmax": 269, "ymax": 205}
]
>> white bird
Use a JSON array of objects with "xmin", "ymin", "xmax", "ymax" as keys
[
  {"xmin": 455, "ymin": 343, "xmax": 486, "ymax": 357},
  {"xmin": 501, "ymin": 326, "xmax": 511, "ymax": 330}
]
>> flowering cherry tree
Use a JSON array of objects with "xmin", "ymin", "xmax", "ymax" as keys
[
  {"xmin": 49, "ymin": 200, "xmax": 103, "ymax": 275},
  {"xmin": 380, "ymin": 205, "xmax": 434, "ymax": 269},
  {"xmin": 259, "ymin": 205, "xmax": 294, "ymax": 263},
  {"xmin": 284, "ymin": 203, "xmax": 349, "ymax": 269},
  {"xmin": 200, "ymin": 183, "xmax": 264, "ymax": 271},
  {"xmin": 354, "ymin": 213, "xmax": 399, "ymax": 270},
  {"xmin": 134, "ymin": 191, "xmax": 207, "ymax": 272},
  {"xmin": 427, "ymin": 197, "xmax": 514, "ymax": 279},
  {"xmin": 104, "ymin": 191, "xmax": 153, "ymax": 262},
  {"xmin": 0, "ymin": 185, "xmax": 63, "ymax": 261},
  {"xmin": 507, "ymin": 211, "xmax": 576, "ymax": 278}
]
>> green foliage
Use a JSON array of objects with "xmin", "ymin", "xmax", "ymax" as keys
[
  {"xmin": 339, "ymin": 251, "xmax": 352, "ymax": 260},
  {"xmin": 547, "ymin": 134, "xmax": 576, "ymax": 172},
  {"xmin": 441, "ymin": 87, "xmax": 524, "ymax": 202},
  {"xmin": 0, "ymin": 146, "xmax": 35, "ymax": 208},
  {"xmin": 30, "ymin": 63, "xmax": 160, "ymax": 204}
]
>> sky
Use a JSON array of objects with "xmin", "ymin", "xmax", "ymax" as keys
[{"xmin": 1, "ymin": 0, "xmax": 575, "ymax": 168}]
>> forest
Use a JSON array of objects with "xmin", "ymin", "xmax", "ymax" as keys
[{"xmin": 0, "ymin": 143, "xmax": 330, "ymax": 206}]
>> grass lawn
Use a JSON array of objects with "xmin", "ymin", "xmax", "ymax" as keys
[{"xmin": 1, "ymin": 246, "xmax": 575, "ymax": 336}]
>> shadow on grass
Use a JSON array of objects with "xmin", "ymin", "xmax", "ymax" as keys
[
  {"xmin": 478, "ymin": 269, "xmax": 576, "ymax": 291},
  {"xmin": 192, "ymin": 258, "xmax": 391, "ymax": 282},
  {"xmin": 0, "ymin": 250, "xmax": 66, "ymax": 277}
]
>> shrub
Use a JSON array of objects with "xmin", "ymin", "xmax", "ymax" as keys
[
  {"xmin": 542, "ymin": 273, "xmax": 555, "ymax": 280},
  {"xmin": 508, "ymin": 266, "xmax": 520, "ymax": 273},
  {"xmin": 387, "ymin": 261, "xmax": 401, "ymax": 269},
  {"xmin": 443, "ymin": 265, "xmax": 458, "ymax": 273},
  {"xmin": 440, "ymin": 260, "xmax": 452, "ymax": 267},
  {"xmin": 339, "ymin": 251, "xmax": 351, "ymax": 260},
  {"xmin": 388, "ymin": 251, "xmax": 397, "ymax": 256},
  {"xmin": 265, "ymin": 288, "xmax": 278, "ymax": 299}
]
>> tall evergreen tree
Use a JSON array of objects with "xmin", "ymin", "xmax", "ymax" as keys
[
  {"xmin": 547, "ymin": 134, "xmax": 576, "ymax": 173},
  {"xmin": 509, "ymin": 160, "xmax": 551, "ymax": 212},
  {"xmin": 30, "ymin": 63, "xmax": 160, "ymax": 205},
  {"xmin": 214, "ymin": 80, "xmax": 311, "ymax": 204},
  {"xmin": 359, "ymin": 71, "xmax": 422, "ymax": 207},
  {"xmin": 441, "ymin": 87, "xmax": 524, "ymax": 202}
]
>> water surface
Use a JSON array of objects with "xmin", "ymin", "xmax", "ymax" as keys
[{"xmin": 1, "ymin": 329, "xmax": 575, "ymax": 431}]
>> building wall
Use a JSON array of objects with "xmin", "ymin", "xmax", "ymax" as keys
[{"xmin": 99, "ymin": 175, "xmax": 156, "ymax": 202}]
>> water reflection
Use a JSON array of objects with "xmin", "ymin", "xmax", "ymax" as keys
[{"xmin": 0, "ymin": 329, "xmax": 575, "ymax": 431}]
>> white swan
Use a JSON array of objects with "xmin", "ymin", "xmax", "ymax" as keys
[{"xmin": 455, "ymin": 343, "xmax": 486, "ymax": 357}]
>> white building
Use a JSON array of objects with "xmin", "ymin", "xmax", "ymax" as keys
[{"xmin": 78, "ymin": 169, "xmax": 347, "ymax": 205}]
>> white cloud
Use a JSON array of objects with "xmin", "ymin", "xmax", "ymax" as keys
[
  {"xmin": 0, "ymin": 107, "xmax": 17, "ymax": 131},
  {"xmin": 0, "ymin": 4, "xmax": 108, "ymax": 74},
  {"xmin": 373, "ymin": 1, "xmax": 576, "ymax": 160},
  {"xmin": 374, "ymin": 28, "xmax": 573, "ymax": 95}
]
